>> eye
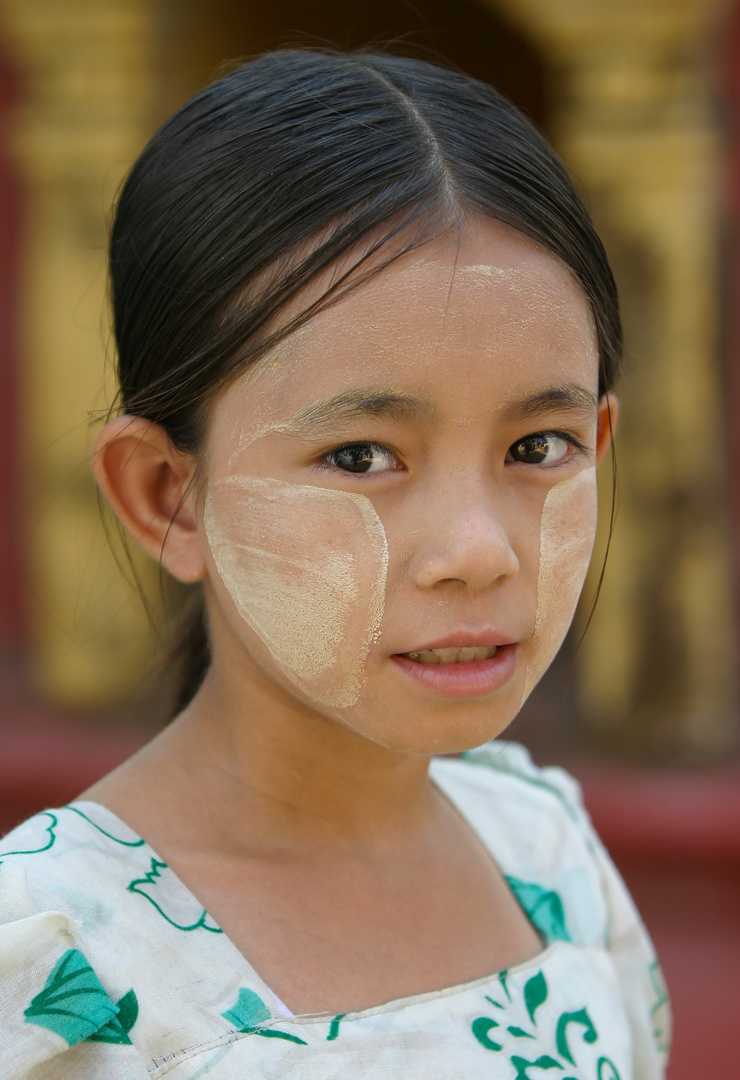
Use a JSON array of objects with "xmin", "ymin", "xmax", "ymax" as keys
[
  {"xmin": 324, "ymin": 442, "xmax": 398, "ymax": 474},
  {"xmin": 507, "ymin": 432, "xmax": 572, "ymax": 466}
]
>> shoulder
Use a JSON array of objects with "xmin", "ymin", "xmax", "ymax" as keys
[
  {"xmin": 0, "ymin": 802, "xmax": 149, "ymax": 924},
  {"xmin": 430, "ymin": 740, "xmax": 592, "ymax": 869},
  {"xmin": 431, "ymin": 742, "xmax": 672, "ymax": 1072},
  {"xmin": 432, "ymin": 739, "xmax": 585, "ymax": 821},
  {"xmin": 431, "ymin": 741, "xmax": 604, "ymax": 948},
  {"xmin": 0, "ymin": 803, "xmax": 274, "ymax": 1077},
  {"xmin": 0, "ymin": 807, "xmax": 150, "ymax": 1077},
  {"xmin": 0, "ymin": 801, "xmax": 223, "ymax": 963}
]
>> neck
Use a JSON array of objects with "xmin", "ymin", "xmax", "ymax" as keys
[{"xmin": 149, "ymin": 660, "xmax": 435, "ymax": 859}]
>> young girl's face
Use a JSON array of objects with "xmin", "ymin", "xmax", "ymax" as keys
[{"xmin": 200, "ymin": 217, "xmax": 606, "ymax": 754}]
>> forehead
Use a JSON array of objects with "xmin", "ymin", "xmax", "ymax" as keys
[{"xmin": 220, "ymin": 218, "xmax": 599, "ymax": 423}]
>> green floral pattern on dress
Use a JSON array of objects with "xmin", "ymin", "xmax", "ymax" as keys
[
  {"xmin": 0, "ymin": 803, "xmax": 145, "ymax": 861},
  {"xmin": 506, "ymin": 878, "xmax": 571, "ymax": 944},
  {"xmin": 127, "ymin": 857, "xmax": 223, "ymax": 933},
  {"xmin": 88, "ymin": 988, "xmax": 139, "ymax": 1045},
  {"xmin": 64, "ymin": 805, "xmax": 145, "ymax": 847},
  {"xmin": 23, "ymin": 948, "xmax": 132, "ymax": 1046},
  {"xmin": 471, "ymin": 967, "xmax": 621, "ymax": 1080},
  {"xmin": 327, "ymin": 1014, "xmax": 345, "ymax": 1041},
  {"xmin": 221, "ymin": 990, "xmax": 346, "ymax": 1046},
  {"xmin": 222, "ymin": 989, "xmax": 307, "ymax": 1045},
  {"xmin": 0, "ymin": 812, "xmax": 58, "ymax": 857},
  {"xmin": 648, "ymin": 960, "xmax": 670, "ymax": 1053}
]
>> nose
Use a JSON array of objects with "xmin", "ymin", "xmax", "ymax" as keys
[{"xmin": 407, "ymin": 481, "xmax": 520, "ymax": 592}]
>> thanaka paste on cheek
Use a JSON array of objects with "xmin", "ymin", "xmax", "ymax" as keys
[
  {"xmin": 204, "ymin": 476, "xmax": 389, "ymax": 709},
  {"xmin": 522, "ymin": 467, "xmax": 597, "ymax": 704}
]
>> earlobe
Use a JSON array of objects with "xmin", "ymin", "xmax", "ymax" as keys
[
  {"xmin": 595, "ymin": 393, "xmax": 619, "ymax": 467},
  {"xmin": 92, "ymin": 416, "xmax": 207, "ymax": 583}
]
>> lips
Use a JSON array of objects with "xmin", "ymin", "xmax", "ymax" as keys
[
  {"xmin": 392, "ymin": 643, "xmax": 517, "ymax": 698},
  {"xmin": 391, "ymin": 632, "xmax": 518, "ymax": 698}
]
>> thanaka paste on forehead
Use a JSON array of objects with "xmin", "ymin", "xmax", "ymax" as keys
[
  {"xmin": 223, "ymin": 347, "xmax": 597, "ymax": 471},
  {"xmin": 220, "ymin": 338, "xmax": 315, "ymax": 464},
  {"xmin": 223, "ymin": 249, "xmax": 597, "ymax": 447},
  {"xmin": 521, "ymin": 466, "xmax": 597, "ymax": 705},
  {"xmin": 204, "ymin": 475, "xmax": 389, "ymax": 710}
]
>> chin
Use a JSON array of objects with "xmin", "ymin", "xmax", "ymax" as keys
[{"xmin": 345, "ymin": 707, "xmax": 518, "ymax": 758}]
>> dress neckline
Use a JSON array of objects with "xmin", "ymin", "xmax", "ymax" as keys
[{"xmin": 66, "ymin": 758, "xmax": 555, "ymax": 1021}]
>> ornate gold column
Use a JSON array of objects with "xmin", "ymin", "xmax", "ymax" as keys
[
  {"xmin": 2, "ymin": 0, "xmax": 162, "ymax": 705},
  {"xmin": 490, "ymin": 0, "xmax": 735, "ymax": 757}
]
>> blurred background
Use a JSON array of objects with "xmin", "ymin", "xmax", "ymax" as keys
[{"xmin": 0, "ymin": 0, "xmax": 738, "ymax": 1075}]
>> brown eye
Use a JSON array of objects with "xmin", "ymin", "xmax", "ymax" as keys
[
  {"xmin": 327, "ymin": 443, "xmax": 396, "ymax": 473},
  {"xmin": 507, "ymin": 434, "xmax": 569, "ymax": 465}
]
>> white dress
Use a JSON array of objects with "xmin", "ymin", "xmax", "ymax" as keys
[{"xmin": 0, "ymin": 742, "xmax": 670, "ymax": 1079}]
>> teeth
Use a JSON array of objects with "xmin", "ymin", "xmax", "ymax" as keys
[
  {"xmin": 457, "ymin": 647, "xmax": 478, "ymax": 662},
  {"xmin": 405, "ymin": 646, "xmax": 498, "ymax": 665}
]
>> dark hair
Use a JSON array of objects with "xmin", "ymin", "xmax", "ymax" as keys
[{"xmin": 108, "ymin": 48, "xmax": 622, "ymax": 712}]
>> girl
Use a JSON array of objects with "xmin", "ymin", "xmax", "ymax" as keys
[{"xmin": 0, "ymin": 49, "xmax": 669, "ymax": 1080}]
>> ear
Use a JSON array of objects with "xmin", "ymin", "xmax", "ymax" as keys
[
  {"xmin": 595, "ymin": 392, "xmax": 619, "ymax": 467},
  {"xmin": 92, "ymin": 416, "xmax": 207, "ymax": 583}
]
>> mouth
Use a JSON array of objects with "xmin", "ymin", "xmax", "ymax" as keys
[
  {"xmin": 402, "ymin": 645, "xmax": 498, "ymax": 665},
  {"xmin": 391, "ymin": 639, "xmax": 518, "ymax": 698}
]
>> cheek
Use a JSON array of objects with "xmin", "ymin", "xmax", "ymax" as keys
[
  {"xmin": 522, "ymin": 467, "xmax": 598, "ymax": 702},
  {"xmin": 204, "ymin": 477, "xmax": 389, "ymax": 708}
]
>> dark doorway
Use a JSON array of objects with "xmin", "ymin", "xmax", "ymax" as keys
[{"xmin": 172, "ymin": 0, "xmax": 547, "ymax": 130}]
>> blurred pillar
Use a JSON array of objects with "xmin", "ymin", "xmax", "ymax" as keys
[
  {"xmin": 2, "ymin": 0, "xmax": 162, "ymax": 704},
  {"xmin": 723, "ymin": 1, "xmax": 740, "ymax": 712},
  {"xmin": 0, "ymin": 35, "xmax": 24, "ymax": 651},
  {"xmin": 490, "ymin": 0, "xmax": 736, "ymax": 757}
]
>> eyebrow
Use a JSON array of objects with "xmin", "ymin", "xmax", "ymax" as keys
[
  {"xmin": 291, "ymin": 389, "xmax": 440, "ymax": 432},
  {"xmin": 499, "ymin": 383, "xmax": 599, "ymax": 424},
  {"xmin": 287, "ymin": 382, "xmax": 597, "ymax": 437}
]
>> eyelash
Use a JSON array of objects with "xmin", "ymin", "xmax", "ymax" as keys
[{"xmin": 319, "ymin": 430, "xmax": 589, "ymax": 475}]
